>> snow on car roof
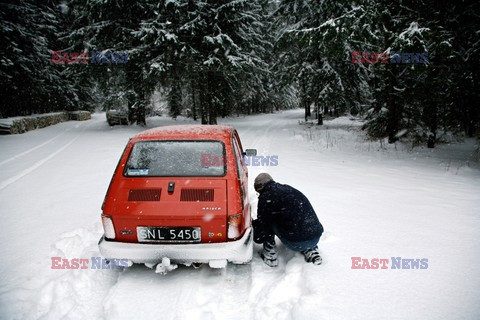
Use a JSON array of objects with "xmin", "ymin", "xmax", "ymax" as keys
[{"xmin": 133, "ymin": 124, "xmax": 235, "ymax": 140}]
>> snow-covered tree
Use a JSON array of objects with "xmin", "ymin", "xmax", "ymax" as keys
[
  {"xmin": 134, "ymin": 0, "xmax": 269, "ymax": 124},
  {"xmin": 364, "ymin": 0, "xmax": 472, "ymax": 144},
  {"xmin": 275, "ymin": 0, "xmax": 378, "ymax": 122},
  {"xmin": 0, "ymin": 1, "xmax": 89, "ymax": 117}
]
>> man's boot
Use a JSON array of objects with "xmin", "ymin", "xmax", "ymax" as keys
[
  {"xmin": 260, "ymin": 239, "xmax": 278, "ymax": 267},
  {"xmin": 301, "ymin": 246, "xmax": 322, "ymax": 265}
]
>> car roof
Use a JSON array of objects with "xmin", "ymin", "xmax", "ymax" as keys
[{"xmin": 132, "ymin": 125, "xmax": 235, "ymax": 141}]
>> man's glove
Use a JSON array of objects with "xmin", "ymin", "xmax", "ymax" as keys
[{"xmin": 252, "ymin": 219, "xmax": 272, "ymax": 244}]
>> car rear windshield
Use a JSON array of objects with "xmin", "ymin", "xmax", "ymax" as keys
[{"xmin": 124, "ymin": 140, "xmax": 226, "ymax": 177}]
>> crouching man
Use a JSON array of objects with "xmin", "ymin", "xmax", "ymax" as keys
[{"xmin": 252, "ymin": 173, "xmax": 324, "ymax": 267}]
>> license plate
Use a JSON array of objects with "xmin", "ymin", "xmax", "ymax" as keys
[{"xmin": 137, "ymin": 226, "xmax": 201, "ymax": 243}]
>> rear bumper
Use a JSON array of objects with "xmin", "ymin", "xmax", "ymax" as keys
[{"xmin": 98, "ymin": 227, "xmax": 253, "ymax": 265}]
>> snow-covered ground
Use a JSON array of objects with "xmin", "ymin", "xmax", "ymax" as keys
[{"xmin": 0, "ymin": 109, "xmax": 479, "ymax": 320}]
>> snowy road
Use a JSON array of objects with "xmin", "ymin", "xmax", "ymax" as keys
[{"xmin": 0, "ymin": 110, "xmax": 479, "ymax": 320}]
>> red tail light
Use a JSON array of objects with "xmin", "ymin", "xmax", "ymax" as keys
[
  {"xmin": 227, "ymin": 213, "xmax": 243, "ymax": 240},
  {"xmin": 102, "ymin": 214, "xmax": 116, "ymax": 239}
]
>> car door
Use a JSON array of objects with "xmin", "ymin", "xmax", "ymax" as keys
[{"xmin": 231, "ymin": 131, "xmax": 250, "ymax": 227}]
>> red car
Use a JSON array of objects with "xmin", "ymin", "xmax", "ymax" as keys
[{"xmin": 98, "ymin": 125, "xmax": 255, "ymax": 268}]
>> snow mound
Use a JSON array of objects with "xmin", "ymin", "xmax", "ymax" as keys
[{"xmin": 35, "ymin": 226, "xmax": 121, "ymax": 319}]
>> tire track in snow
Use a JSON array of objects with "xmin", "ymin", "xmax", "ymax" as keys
[
  {"xmin": 102, "ymin": 265, "xmax": 199, "ymax": 320},
  {"xmin": 0, "ymin": 136, "xmax": 78, "ymax": 191},
  {"xmin": 252, "ymin": 119, "xmax": 274, "ymax": 153},
  {"xmin": 0, "ymin": 119, "xmax": 96, "ymax": 191},
  {"xmin": 250, "ymin": 256, "xmax": 305, "ymax": 320},
  {"xmin": 0, "ymin": 127, "xmax": 72, "ymax": 167}
]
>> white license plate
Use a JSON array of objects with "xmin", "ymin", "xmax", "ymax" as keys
[{"xmin": 137, "ymin": 226, "xmax": 201, "ymax": 243}]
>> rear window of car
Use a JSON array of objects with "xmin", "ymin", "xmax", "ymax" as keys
[{"xmin": 124, "ymin": 140, "xmax": 226, "ymax": 177}]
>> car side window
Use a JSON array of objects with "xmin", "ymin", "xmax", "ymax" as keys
[
  {"xmin": 232, "ymin": 134, "xmax": 247, "ymax": 210},
  {"xmin": 232, "ymin": 135, "xmax": 244, "ymax": 178}
]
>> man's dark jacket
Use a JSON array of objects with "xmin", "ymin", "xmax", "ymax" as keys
[{"xmin": 253, "ymin": 181, "xmax": 323, "ymax": 243}]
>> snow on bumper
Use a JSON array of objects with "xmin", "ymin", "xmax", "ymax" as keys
[{"xmin": 98, "ymin": 227, "xmax": 253, "ymax": 265}]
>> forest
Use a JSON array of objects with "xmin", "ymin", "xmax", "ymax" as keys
[{"xmin": 1, "ymin": 0, "xmax": 479, "ymax": 144}]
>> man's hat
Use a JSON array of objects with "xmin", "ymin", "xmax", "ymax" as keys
[{"xmin": 254, "ymin": 173, "xmax": 274, "ymax": 192}]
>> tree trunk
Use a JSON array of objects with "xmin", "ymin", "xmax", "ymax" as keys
[
  {"xmin": 207, "ymin": 71, "xmax": 217, "ymax": 125},
  {"xmin": 304, "ymin": 101, "xmax": 308, "ymax": 122},
  {"xmin": 136, "ymin": 101, "xmax": 146, "ymax": 126},
  {"xmin": 134, "ymin": 81, "xmax": 146, "ymax": 126},
  {"xmin": 302, "ymin": 82, "xmax": 310, "ymax": 120},
  {"xmin": 386, "ymin": 64, "xmax": 399, "ymax": 143},
  {"xmin": 201, "ymin": 106, "xmax": 208, "ymax": 124},
  {"xmin": 200, "ymin": 92, "xmax": 208, "ymax": 124},
  {"xmin": 198, "ymin": 73, "xmax": 208, "ymax": 124},
  {"xmin": 126, "ymin": 65, "xmax": 146, "ymax": 125},
  {"xmin": 191, "ymin": 80, "xmax": 197, "ymax": 121},
  {"xmin": 315, "ymin": 99, "xmax": 322, "ymax": 125}
]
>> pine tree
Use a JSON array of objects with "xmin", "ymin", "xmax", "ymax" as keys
[
  {"xmin": 134, "ymin": 0, "xmax": 269, "ymax": 124},
  {"xmin": 365, "ymin": 0, "xmax": 472, "ymax": 145},
  {"xmin": 276, "ymin": 0, "xmax": 380, "ymax": 123},
  {"xmin": 0, "ymin": 1, "xmax": 84, "ymax": 117}
]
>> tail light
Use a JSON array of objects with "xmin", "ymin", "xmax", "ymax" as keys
[
  {"xmin": 228, "ymin": 213, "xmax": 243, "ymax": 240},
  {"xmin": 102, "ymin": 214, "xmax": 116, "ymax": 239}
]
